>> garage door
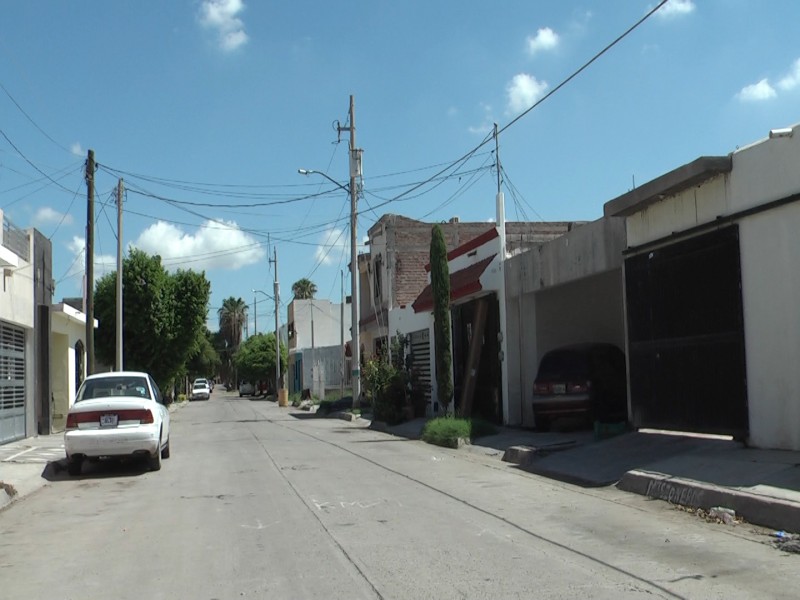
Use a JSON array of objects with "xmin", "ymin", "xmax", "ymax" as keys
[
  {"xmin": 625, "ymin": 226, "xmax": 748, "ymax": 438},
  {"xmin": 0, "ymin": 321, "xmax": 26, "ymax": 444}
]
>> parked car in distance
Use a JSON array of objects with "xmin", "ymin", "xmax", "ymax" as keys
[
  {"xmin": 191, "ymin": 380, "xmax": 211, "ymax": 401},
  {"xmin": 64, "ymin": 371, "xmax": 171, "ymax": 475},
  {"xmin": 239, "ymin": 381, "xmax": 255, "ymax": 397},
  {"xmin": 531, "ymin": 343, "xmax": 627, "ymax": 431}
]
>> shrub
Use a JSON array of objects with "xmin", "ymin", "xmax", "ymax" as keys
[{"xmin": 422, "ymin": 417, "xmax": 497, "ymax": 448}]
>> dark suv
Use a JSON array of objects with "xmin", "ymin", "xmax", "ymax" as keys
[{"xmin": 531, "ymin": 343, "xmax": 627, "ymax": 430}]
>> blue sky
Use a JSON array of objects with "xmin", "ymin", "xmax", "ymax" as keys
[{"xmin": 2, "ymin": 0, "xmax": 800, "ymax": 333}]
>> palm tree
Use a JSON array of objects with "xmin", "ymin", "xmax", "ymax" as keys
[
  {"xmin": 217, "ymin": 296, "xmax": 248, "ymax": 351},
  {"xmin": 292, "ymin": 278, "xmax": 317, "ymax": 300}
]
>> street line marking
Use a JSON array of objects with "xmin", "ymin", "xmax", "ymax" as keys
[{"xmin": 3, "ymin": 447, "xmax": 37, "ymax": 462}]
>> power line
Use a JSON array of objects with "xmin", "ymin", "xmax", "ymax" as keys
[
  {"xmin": 0, "ymin": 80, "xmax": 73, "ymax": 154},
  {"xmin": 0, "ymin": 127, "xmax": 79, "ymax": 195}
]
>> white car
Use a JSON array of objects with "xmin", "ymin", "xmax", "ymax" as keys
[
  {"xmin": 191, "ymin": 380, "xmax": 211, "ymax": 401},
  {"xmin": 238, "ymin": 381, "xmax": 255, "ymax": 397},
  {"xmin": 64, "ymin": 371, "xmax": 171, "ymax": 475}
]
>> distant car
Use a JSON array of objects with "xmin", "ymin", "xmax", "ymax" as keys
[
  {"xmin": 239, "ymin": 381, "xmax": 255, "ymax": 397},
  {"xmin": 64, "ymin": 371, "xmax": 171, "ymax": 475},
  {"xmin": 531, "ymin": 343, "xmax": 627, "ymax": 431},
  {"xmin": 191, "ymin": 380, "xmax": 211, "ymax": 401}
]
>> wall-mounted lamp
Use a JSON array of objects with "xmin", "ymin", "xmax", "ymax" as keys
[{"xmin": 769, "ymin": 128, "xmax": 793, "ymax": 139}]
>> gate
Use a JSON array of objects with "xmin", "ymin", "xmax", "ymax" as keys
[
  {"xmin": 625, "ymin": 226, "xmax": 748, "ymax": 438},
  {"xmin": 409, "ymin": 329, "xmax": 432, "ymax": 411},
  {"xmin": 0, "ymin": 321, "xmax": 26, "ymax": 444}
]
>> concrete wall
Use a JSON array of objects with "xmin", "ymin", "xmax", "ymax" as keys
[
  {"xmin": 505, "ymin": 217, "xmax": 627, "ymax": 427},
  {"xmin": 51, "ymin": 303, "xmax": 90, "ymax": 431}
]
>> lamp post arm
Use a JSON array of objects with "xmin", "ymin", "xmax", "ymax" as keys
[{"xmin": 298, "ymin": 169, "xmax": 350, "ymax": 194}]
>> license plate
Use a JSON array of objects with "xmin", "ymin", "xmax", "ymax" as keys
[
  {"xmin": 100, "ymin": 414, "xmax": 118, "ymax": 428},
  {"xmin": 552, "ymin": 384, "xmax": 566, "ymax": 394}
]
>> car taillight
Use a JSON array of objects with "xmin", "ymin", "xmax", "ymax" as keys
[
  {"xmin": 567, "ymin": 381, "xmax": 590, "ymax": 393},
  {"xmin": 137, "ymin": 409, "xmax": 154, "ymax": 424},
  {"xmin": 533, "ymin": 382, "xmax": 550, "ymax": 395},
  {"xmin": 65, "ymin": 409, "xmax": 154, "ymax": 428}
]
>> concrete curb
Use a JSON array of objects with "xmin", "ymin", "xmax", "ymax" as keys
[
  {"xmin": 502, "ymin": 445, "xmax": 538, "ymax": 465},
  {"xmin": 618, "ymin": 469, "xmax": 800, "ymax": 533}
]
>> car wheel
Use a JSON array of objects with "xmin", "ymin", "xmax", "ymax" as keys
[
  {"xmin": 149, "ymin": 436, "xmax": 163, "ymax": 472},
  {"xmin": 67, "ymin": 457, "xmax": 83, "ymax": 476},
  {"xmin": 239, "ymin": 393, "xmax": 243, "ymax": 397},
  {"xmin": 161, "ymin": 437, "xmax": 171, "ymax": 459}
]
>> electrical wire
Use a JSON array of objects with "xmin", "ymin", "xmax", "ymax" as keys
[
  {"xmin": 0, "ymin": 127, "xmax": 80, "ymax": 195},
  {"xmin": 0, "ymin": 81, "xmax": 73, "ymax": 154}
]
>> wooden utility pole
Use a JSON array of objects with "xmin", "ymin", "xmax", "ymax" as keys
[
  {"xmin": 116, "ymin": 178, "xmax": 124, "ymax": 371},
  {"xmin": 338, "ymin": 95, "xmax": 361, "ymax": 407},
  {"xmin": 270, "ymin": 246, "xmax": 281, "ymax": 391},
  {"xmin": 85, "ymin": 149, "xmax": 95, "ymax": 376}
]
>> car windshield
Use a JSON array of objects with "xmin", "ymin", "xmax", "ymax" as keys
[
  {"xmin": 193, "ymin": 383, "xmax": 207, "ymax": 389},
  {"xmin": 76, "ymin": 376, "xmax": 151, "ymax": 401}
]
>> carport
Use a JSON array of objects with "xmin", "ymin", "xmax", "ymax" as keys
[{"xmin": 504, "ymin": 217, "xmax": 627, "ymax": 427}]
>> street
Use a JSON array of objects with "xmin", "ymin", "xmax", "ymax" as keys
[{"xmin": 1, "ymin": 390, "xmax": 797, "ymax": 600}]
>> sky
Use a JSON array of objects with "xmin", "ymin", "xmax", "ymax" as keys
[{"xmin": 2, "ymin": 0, "xmax": 800, "ymax": 334}]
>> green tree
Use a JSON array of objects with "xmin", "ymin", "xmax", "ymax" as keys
[
  {"xmin": 186, "ymin": 327, "xmax": 222, "ymax": 381},
  {"xmin": 291, "ymin": 278, "xmax": 317, "ymax": 299},
  {"xmin": 233, "ymin": 332, "xmax": 287, "ymax": 391},
  {"xmin": 93, "ymin": 248, "xmax": 211, "ymax": 388},
  {"xmin": 217, "ymin": 296, "xmax": 248, "ymax": 351},
  {"xmin": 430, "ymin": 224, "xmax": 453, "ymax": 413}
]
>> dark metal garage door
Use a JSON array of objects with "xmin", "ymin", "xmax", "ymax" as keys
[
  {"xmin": 625, "ymin": 225, "xmax": 748, "ymax": 438},
  {"xmin": 0, "ymin": 321, "xmax": 26, "ymax": 444}
]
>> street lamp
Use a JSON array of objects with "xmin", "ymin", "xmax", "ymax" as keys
[{"xmin": 298, "ymin": 166, "xmax": 360, "ymax": 407}]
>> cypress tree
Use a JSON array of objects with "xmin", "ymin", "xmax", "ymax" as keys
[{"xmin": 430, "ymin": 224, "xmax": 453, "ymax": 413}]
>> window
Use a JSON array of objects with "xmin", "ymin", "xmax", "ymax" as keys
[{"xmin": 374, "ymin": 255, "xmax": 382, "ymax": 301}]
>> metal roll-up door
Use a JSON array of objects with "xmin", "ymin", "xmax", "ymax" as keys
[{"xmin": 0, "ymin": 322, "xmax": 26, "ymax": 444}]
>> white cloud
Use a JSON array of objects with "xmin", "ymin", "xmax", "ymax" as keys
[
  {"xmin": 70, "ymin": 142, "xmax": 83, "ymax": 156},
  {"xmin": 527, "ymin": 27, "xmax": 559, "ymax": 56},
  {"xmin": 468, "ymin": 102, "xmax": 495, "ymax": 135},
  {"xmin": 314, "ymin": 227, "xmax": 347, "ymax": 266},
  {"xmin": 778, "ymin": 58, "xmax": 800, "ymax": 91},
  {"xmin": 198, "ymin": 0, "xmax": 248, "ymax": 52},
  {"xmin": 32, "ymin": 206, "xmax": 73, "ymax": 227},
  {"xmin": 506, "ymin": 73, "xmax": 548, "ymax": 115},
  {"xmin": 132, "ymin": 219, "xmax": 265, "ymax": 271},
  {"xmin": 655, "ymin": 0, "xmax": 696, "ymax": 19},
  {"xmin": 737, "ymin": 78, "xmax": 777, "ymax": 102}
]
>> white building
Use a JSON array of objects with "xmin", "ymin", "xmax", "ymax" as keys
[
  {"xmin": 604, "ymin": 123, "xmax": 800, "ymax": 450},
  {"xmin": 287, "ymin": 298, "xmax": 351, "ymax": 398}
]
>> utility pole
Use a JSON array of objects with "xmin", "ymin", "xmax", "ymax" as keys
[
  {"xmin": 310, "ymin": 299, "xmax": 315, "ymax": 396},
  {"xmin": 338, "ymin": 95, "xmax": 362, "ymax": 407},
  {"xmin": 340, "ymin": 270, "xmax": 344, "ymax": 400},
  {"xmin": 116, "ymin": 177, "xmax": 124, "ymax": 371},
  {"xmin": 253, "ymin": 291, "xmax": 257, "ymax": 336},
  {"xmin": 270, "ymin": 246, "xmax": 281, "ymax": 392},
  {"xmin": 85, "ymin": 149, "xmax": 95, "ymax": 376}
]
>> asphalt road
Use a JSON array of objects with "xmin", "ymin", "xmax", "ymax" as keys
[{"xmin": 2, "ymin": 390, "xmax": 798, "ymax": 599}]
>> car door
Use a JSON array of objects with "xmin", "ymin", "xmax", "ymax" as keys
[{"xmin": 149, "ymin": 376, "xmax": 170, "ymax": 444}]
